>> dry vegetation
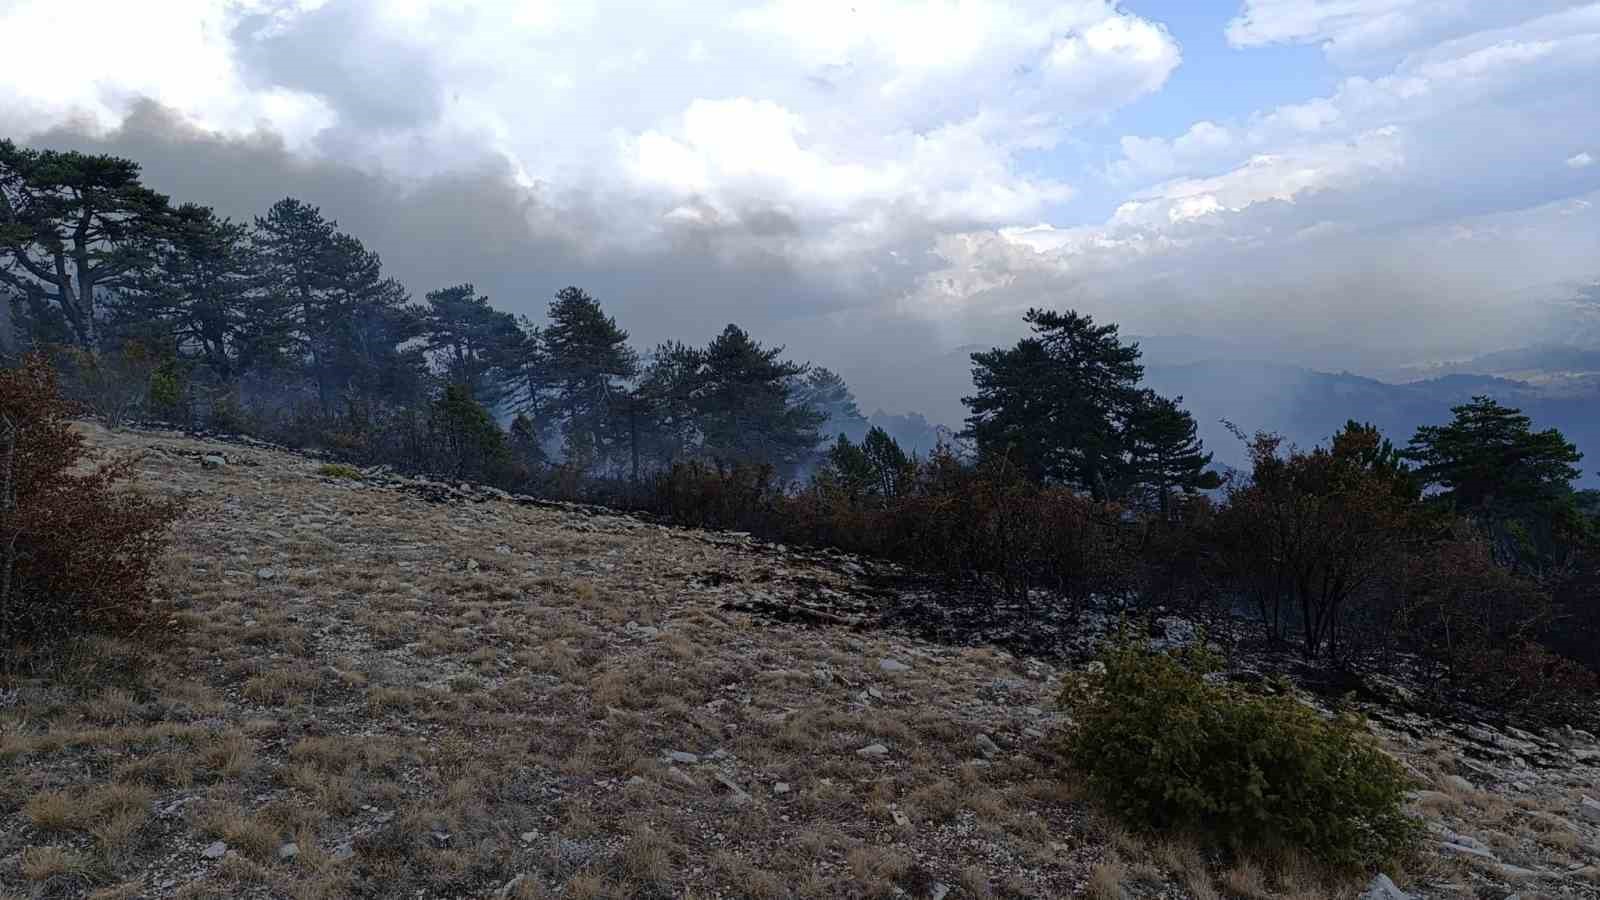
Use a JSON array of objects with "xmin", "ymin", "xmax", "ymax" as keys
[{"xmin": 2, "ymin": 423, "xmax": 1598, "ymax": 899}]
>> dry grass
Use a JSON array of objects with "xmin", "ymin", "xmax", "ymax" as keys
[{"xmin": 2, "ymin": 423, "xmax": 1593, "ymax": 899}]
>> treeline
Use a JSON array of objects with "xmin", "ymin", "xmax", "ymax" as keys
[
  {"xmin": 0, "ymin": 142, "xmax": 1209, "ymax": 499},
  {"xmin": 4, "ymin": 141, "xmax": 1598, "ymax": 723}
]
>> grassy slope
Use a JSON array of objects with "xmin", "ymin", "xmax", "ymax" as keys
[{"xmin": 1, "ymin": 423, "xmax": 1596, "ymax": 899}]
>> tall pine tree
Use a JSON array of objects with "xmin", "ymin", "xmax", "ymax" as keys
[
  {"xmin": 964, "ymin": 308, "xmax": 1145, "ymax": 498},
  {"xmin": 535, "ymin": 287, "xmax": 638, "ymax": 469},
  {"xmin": 0, "ymin": 141, "xmax": 172, "ymax": 350},
  {"xmin": 421, "ymin": 283, "xmax": 525, "ymax": 405}
]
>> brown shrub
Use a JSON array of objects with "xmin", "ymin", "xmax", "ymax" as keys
[{"xmin": 0, "ymin": 354, "xmax": 183, "ymax": 658}]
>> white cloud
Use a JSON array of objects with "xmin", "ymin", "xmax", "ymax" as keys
[
  {"xmin": 1224, "ymin": 0, "xmax": 1590, "ymax": 66},
  {"xmin": 0, "ymin": 0, "xmax": 1182, "ymax": 262},
  {"xmin": 1112, "ymin": 4, "xmax": 1600, "ymax": 187},
  {"xmin": 2, "ymin": 0, "xmax": 1597, "ymax": 384},
  {"xmin": 0, "ymin": 0, "xmax": 335, "ymax": 151}
]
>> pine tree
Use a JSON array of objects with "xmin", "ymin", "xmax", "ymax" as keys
[
  {"xmin": 0, "ymin": 141, "xmax": 172, "ymax": 350},
  {"xmin": 630, "ymin": 340, "xmax": 703, "ymax": 474},
  {"xmin": 113, "ymin": 203, "xmax": 282, "ymax": 384},
  {"xmin": 964, "ymin": 308, "xmax": 1145, "ymax": 498},
  {"xmin": 1405, "ymin": 397, "xmax": 1582, "ymax": 511},
  {"xmin": 535, "ymin": 287, "xmax": 638, "ymax": 469},
  {"xmin": 253, "ymin": 199, "xmax": 422, "ymax": 415},
  {"xmin": 828, "ymin": 426, "xmax": 914, "ymax": 499},
  {"xmin": 421, "ymin": 283, "xmax": 525, "ymax": 405},
  {"xmin": 1123, "ymin": 390, "xmax": 1220, "ymax": 516},
  {"xmin": 1404, "ymin": 396, "xmax": 1585, "ymax": 567},
  {"xmin": 694, "ymin": 324, "xmax": 824, "ymax": 474},
  {"xmin": 791, "ymin": 366, "xmax": 868, "ymax": 442}
]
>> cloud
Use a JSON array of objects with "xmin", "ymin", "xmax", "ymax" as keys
[
  {"xmin": 1224, "ymin": 0, "xmax": 1589, "ymax": 67},
  {"xmin": 1, "ymin": 1, "xmax": 1598, "ymax": 427},
  {"xmin": 1571, "ymin": 151, "xmax": 1597, "ymax": 168}
]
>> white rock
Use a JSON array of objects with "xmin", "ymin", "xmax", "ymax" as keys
[
  {"xmin": 773, "ymin": 782, "xmax": 791, "ymax": 795},
  {"xmin": 857, "ymin": 743, "xmax": 890, "ymax": 756},
  {"xmin": 202, "ymin": 841, "xmax": 227, "ymax": 859},
  {"xmin": 1439, "ymin": 841, "xmax": 1497, "ymax": 862},
  {"xmin": 665, "ymin": 750, "xmax": 699, "ymax": 765},
  {"xmin": 255, "ymin": 567, "xmax": 276, "ymax": 580},
  {"xmin": 713, "ymin": 773, "xmax": 753, "ymax": 806},
  {"xmin": 975, "ymin": 733, "xmax": 1001, "ymax": 759},
  {"xmin": 278, "ymin": 842, "xmax": 299, "ymax": 860},
  {"xmin": 1443, "ymin": 774, "xmax": 1475, "ymax": 793},
  {"xmin": 1578, "ymin": 795, "xmax": 1600, "ymax": 824},
  {"xmin": 1357, "ymin": 874, "xmax": 1410, "ymax": 900},
  {"xmin": 880, "ymin": 658, "xmax": 912, "ymax": 673},
  {"xmin": 202, "ymin": 454, "xmax": 226, "ymax": 469}
]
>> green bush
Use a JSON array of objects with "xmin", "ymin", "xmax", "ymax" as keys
[
  {"xmin": 1060, "ymin": 636, "xmax": 1419, "ymax": 868},
  {"xmin": 317, "ymin": 463, "xmax": 363, "ymax": 480}
]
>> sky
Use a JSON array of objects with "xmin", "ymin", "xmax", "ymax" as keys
[{"xmin": 2, "ymin": 0, "xmax": 1598, "ymax": 424}]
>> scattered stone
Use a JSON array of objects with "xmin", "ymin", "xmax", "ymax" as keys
[
  {"xmin": 1357, "ymin": 874, "xmax": 1410, "ymax": 900},
  {"xmin": 665, "ymin": 750, "xmax": 699, "ymax": 765},
  {"xmin": 975, "ymin": 733, "xmax": 1001, "ymax": 759},
  {"xmin": 202, "ymin": 841, "xmax": 227, "ymax": 860},
  {"xmin": 1495, "ymin": 864, "xmax": 1541, "ymax": 882},
  {"xmin": 278, "ymin": 842, "xmax": 299, "ymax": 861},
  {"xmin": 255, "ymin": 567, "xmax": 276, "ymax": 580},
  {"xmin": 1578, "ymin": 795, "xmax": 1600, "ymax": 824},
  {"xmin": 773, "ymin": 782, "xmax": 791, "ymax": 795},
  {"xmin": 890, "ymin": 809, "xmax": 911, "ymax": 827},
  {"xmin": 332, "ymin": 843, "xmax": 354, "ymax": 861},
  {"xmin": 374, "ymin": 810, "xmax": 395, "ymax": 824},
  {"xmin": 713, "ymin": 773, "xmax": 753, "ymax": 805},
  {"xmin": 1439, "ymin": 840, "xmax": 1497, "ymax": 862},
  {"xmin": 626, "ymin": 776, "xmax": 647, "ymax": 787},
  {"xmin": 879, "ymin": 658, "xmax": 912, "ymax": 673},
  {"xmin": 465, "ymin": 559, "xmax": 479, "ymax": 572},
  {"xmin": 520, "ymin": 831, "xmax": 538, "ymax": 843},
  {"xmin": 930, "ymin": 884, "xmax": 950, "ymax": 900},
  {"xmin": 201, "ymin": 454, "xmax": 226, "ymax": 469},
  {"xmin": 1443, "ymin": 774, "xmax": 1476, "ymax": 793},
  {"xmin": 496, "ymin": 874, "xmax": 526, "ymax": 900},
  {"xmin": 668, "ymin": 766, "xmax": 698, "ymax": 787},
  {"xmin": 625, "ymin": 620, "xmax": 660, "ymax": 639},
  {"xmin": 857, "ymin": 743, "xmax": 889, "ymax": 757}
]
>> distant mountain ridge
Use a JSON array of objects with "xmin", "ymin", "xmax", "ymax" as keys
[{"xmin": 1142, "ymin": 354, "xmax": 1600, "ymax": 487}]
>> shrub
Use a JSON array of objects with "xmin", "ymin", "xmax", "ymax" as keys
[
  {"xmin": 0, "ymin": 355, "xmax": 184, "ymax": 658},
  {"xmin": 317, "ymin": 463, "xmax": 363, "ymax": 480},
  {"xmin": 648, "ymin": 460, "xmax": 784, "ymax": 532},
  {"xmin": 1211, "ymin": 426, "xmax": 1425, "ymax": 661},
  {"xmin": 1454, "ymin": 640, "xmax": 1598, "ymax": 727},
  {"xmin": 1060, "ymin": 636, "xmax": 1419, "ymax": 868}
]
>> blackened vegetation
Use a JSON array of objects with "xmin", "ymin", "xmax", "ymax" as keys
[{"xmin": 2, "ymin": 141, "xmax": 1598, "ymax": 729}]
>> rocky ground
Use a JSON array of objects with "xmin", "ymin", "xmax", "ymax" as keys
[{"xmin": 1, "ymin": 423, "xmax": 1598, "ymax": 899}]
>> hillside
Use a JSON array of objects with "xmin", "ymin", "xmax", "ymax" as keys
[
  {"xmin": 1141, "ymin": 361, "xmax": 1600, "ymax": 489},
  {"xmin": 3, "ymin": 424, "xmax": 1600, "ymax": 899}
]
